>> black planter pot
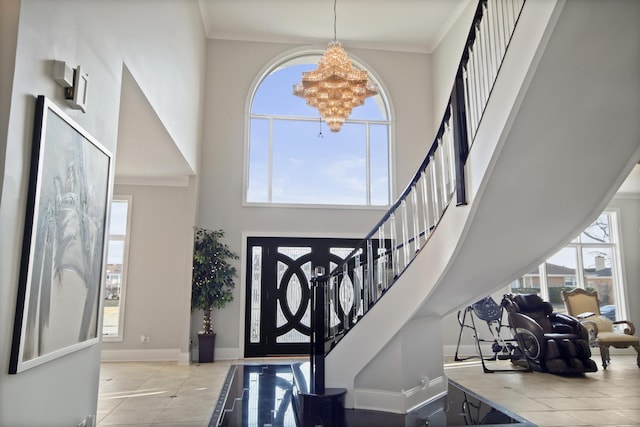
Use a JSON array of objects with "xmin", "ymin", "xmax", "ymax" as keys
[{"xmin": 198, "ymin": 333, "xmax": 216, "ymax": 363}]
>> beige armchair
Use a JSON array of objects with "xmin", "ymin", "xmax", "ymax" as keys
[{"xmin": 562, "ymin": 288, "xmax": 639, "ymax": 369}]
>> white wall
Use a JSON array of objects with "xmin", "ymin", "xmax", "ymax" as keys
[
  {"xmin": 602, "ymin": 196, "xmax": 640, "ymax": 331},
  {"xmin": 0, "ymin": 0, "xmax": 19, "ymax": 198},
  {"xmin": 197, "ymin": 38, "xmax": 433, "ymax": 357},
  {"xmin": 101, "ymin": 183, "xmax": 195, "ymax": 363},
  {"xmin": 431, "ymin": 0, "xmax": 477, "ymax": 130},
  {"xmin": 0, "ymin": 1, "xmax": 205, "ymax": 425},
  {"xmin": 353, "ymin": 316, "xmax": 445, "ymax": 413}
]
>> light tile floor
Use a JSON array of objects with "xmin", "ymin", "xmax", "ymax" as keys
[
  {"xmin": 445, "ymin": 354, "xmax": 640, "ymax": 427},
  {"xmin": 97, "ymin": 358, "xmax": 302, "ymax": 427},
  {"xmin": 98, "ymin": 355, "xmax": 640, "ymax": 426},
  {"xmin": 98, "ymin": 360, "xmax": 231, "ymax": 426}
]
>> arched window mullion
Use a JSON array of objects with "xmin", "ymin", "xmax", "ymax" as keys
[
  {"xmin": 365, "ymin": 122, "xmax": 371, "ymax": 206},
  {"xmin": 268, "ymin": 117, "xmax": 274, "ymax": 203},
  {"xmin": 247, "ymin": 54, "xmax": 391, "ymax": 208}
]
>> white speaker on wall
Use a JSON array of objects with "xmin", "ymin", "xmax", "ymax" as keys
[{"xmin": 52, "ymin": 60, "xmax": 89, "ymax": 113}]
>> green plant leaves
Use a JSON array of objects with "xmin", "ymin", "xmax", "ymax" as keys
[{"xmin": 191, "ymin": 228, "xmax": 239, "ymax": 334}]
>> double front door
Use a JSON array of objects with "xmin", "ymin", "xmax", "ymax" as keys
[{"xmin": 244, "ymin": 237, "xmax": 362, "ymax": 357}]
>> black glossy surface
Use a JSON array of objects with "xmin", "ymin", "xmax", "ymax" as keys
[{"xmin": 210, "ymin": 364, "xmax": 534, "ymax": 427}]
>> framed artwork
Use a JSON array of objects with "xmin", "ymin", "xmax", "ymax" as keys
[{"xmin": 9, "ymin": 95, "xmax": 112, "ymax": 374}]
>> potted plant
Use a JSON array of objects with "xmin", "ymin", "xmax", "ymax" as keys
[{"xmin": 191, "ymin": 227, "xmax": 238, "ymax": 363}]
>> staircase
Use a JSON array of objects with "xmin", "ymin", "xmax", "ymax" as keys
[{"xmin": 305, "ymin": 0, "xmax": 640, "ymax": 417}]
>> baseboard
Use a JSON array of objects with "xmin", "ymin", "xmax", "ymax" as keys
[
  {"xmin": 353, "ymin": 388, "xmax": 406, "ymax": 414},
  {"xmin": 443, "ymin": 344, "xmax": 485, "ymax": 359},
  {"xmin": 102, "ymin": 348, "xmax": 241, "ymax": 364},
  {"xmin": 404, "ymin": 376, "xmax": 447, "ymax": 413},
  {"xmin": 190, "ymin": 347, "xmax": 242, "ymax": 363},
  {"xmin": 101, "ymin": 348, "xmax": 180, "ymax": 362},
  {"xmin": 177, "ymin": 352, "xmax": 190, "ymax": 365},
  {"xmin": 214, "ymin": 347, "xmax": 242, "ymax": 361},
  {"xmin": 353, "ymin": 375, "xmax": 447, "ymax": 414}
]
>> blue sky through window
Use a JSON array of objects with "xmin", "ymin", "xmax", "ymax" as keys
[
  {"xmin": 107, "ymin": 200, "xmax": 128, "ymax": 263},
  {"xmin": 252, "ymin": 63, "xmax": 386, "ymax": 120},
  {"xmin": 248, "ymin": 57, "xmax": 390, "ymax": 206}
]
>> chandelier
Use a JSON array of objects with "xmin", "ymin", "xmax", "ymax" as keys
[{"xmin": 293, "ymin": 0, "xmax": 378, "ymax": 132}]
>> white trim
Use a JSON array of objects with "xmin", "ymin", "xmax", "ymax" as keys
[
  {"xmin": 353, "ymin": 389, "xmax": 406, "ymax": 414},
  {"xmin": 614, "ymin": 192, "xmax": 640, "ymax": 200},
  {"xmin": 101, "ymin": 196, "xmax": 132, "ymax": 341},
  {"xmin": 242, "ymin": 201, "xmax": 390, "ymax": 210},
  {"xmin": 177, "ymin": 352, "xmax": 190, "ymax": 366},
  {"xmin": 609, "ymin": 208, "xmax": 629, "ymax": 321},
  {"xmin": 443, "ymin": 344, "xmax": 478, "ymax": 358},
  {"xmin": 406, "ymin": 387, "xmax": 447, "ymax": 414},
  {"xmin": 214, "ymin": 347, "xmax": 242, "ymax": 361},
  {"xmin": 353, "ymin": 376, "xmax": 447, "ymax": 414},
  {"xmin": 539, "ymin": 261, "xmax": 549, "ymax": 302},
  {"xmin": 238, "ymin": 236, "xmax": 248, "ymax": 361},
  {"xmin": 101, "ymin": 348, "xmax": 181, "ymax": 362},
  {"xmin": 114, "ymin": 176, "xmax": 191, "ymax": 187},
  {"xmin": 243, "ymin": 46, "xmax": 395, "ymax": 208}
]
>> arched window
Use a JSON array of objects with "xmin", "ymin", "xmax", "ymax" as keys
[{"xmin": 246, "ymin": 53, "xmax": 391, "ymax": 207}]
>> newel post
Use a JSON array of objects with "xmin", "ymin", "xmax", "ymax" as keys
[
  {"xmin": 452, "ymin": 69, "xmax": 469, "ymax": 207},
  {"xmin": 310, "ymin": 266, "xmax": 326, "ymax": 395}
]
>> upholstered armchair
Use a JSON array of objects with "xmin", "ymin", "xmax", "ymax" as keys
[
  {"xmin": 502, "ymin": 293, "xmax": 598, "ymax": 374},
  {"xmin": 562, "ymin": 288, "xmax": 640, "ymax": 369}
]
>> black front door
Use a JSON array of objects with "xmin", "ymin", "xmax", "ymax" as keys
[{"xmin": 244, "ymin": 237, "xmax": 361, "ymax": 357}]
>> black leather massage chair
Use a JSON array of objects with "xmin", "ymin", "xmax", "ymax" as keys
[{"xmin": 502, "ymin": 293, "xmax": 597, "ymax": 374}]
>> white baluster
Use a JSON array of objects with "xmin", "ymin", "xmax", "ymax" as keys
[
  {"xmin": 389, "ymin": 212, "xmax": 399, "ymax": 278},
  {"xmin": 401, "ymin": 199, "xmax": 410, "ymax": 268},
  {"xmin": 411, "ymin": 185, "xmax": 420, "ymax": 252}
]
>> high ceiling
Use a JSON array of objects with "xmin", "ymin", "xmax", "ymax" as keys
[
  {"xmin": 197, "ymin": 0, "xmax": 640, "ymax": 194},
  {"xmin": 117, "ymin": 0, "xmax": 640, "ymax": 193},
  {"xmin": 198, "ymin": 0, "xmax": 472, "ymax": 53},
  {"xmin": 115, "ymin": 0, "xmax": 473, "ymax": 183}
]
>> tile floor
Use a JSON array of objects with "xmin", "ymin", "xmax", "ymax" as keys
[
  {"xmin": 97, "ymin": 355, "xmax": 640, "ymax": 426},
  {"xmin": 445, "ymin": 354, "xmax": 640, "ymax": 427},
  {"xmin": 98, "ymin": 360, "xmax": 229, "ymax": 426},
  {"xmin": 97, "ymin": 358, "xmax": 303, "ymax": 427}
]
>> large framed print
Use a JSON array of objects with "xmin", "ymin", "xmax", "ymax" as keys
[{"xmin": 9, "ymin": 95, "xmax": 112, "ymax": 374}]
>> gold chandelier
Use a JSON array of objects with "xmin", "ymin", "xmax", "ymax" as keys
[{"xmin": 293, "ymin": 0, "xmax": 378, "ymax": 132}]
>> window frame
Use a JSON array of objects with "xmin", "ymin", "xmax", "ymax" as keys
[
  {"xmin": 243, "ymin": 49, "xmax": 394, "ymax": 209},
  {"xmin": 510, "ymin": 210, "xmax": 628, "ymax": 320},
  {"xmin": 102, "ymin": 195, "xmax": 132, "ymax": 342}
]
